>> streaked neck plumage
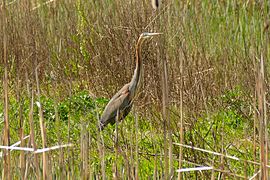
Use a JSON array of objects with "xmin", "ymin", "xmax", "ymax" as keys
[{"xmin": 129, "ymin": 36, "xmax": 144, "ymax": 97}]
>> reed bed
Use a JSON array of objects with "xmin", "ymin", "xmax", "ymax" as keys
[{"xmin": 0, "ymin": 0, "xmax": 269, "ymax": 179}]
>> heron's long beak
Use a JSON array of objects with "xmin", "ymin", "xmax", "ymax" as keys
[
  {"xmin": 145, "ymin": 32, "xmax": 162, "ymax": 41},
  {"xmin": 147, "ymin": 32, "xmax": 162, "ymax": 36}
]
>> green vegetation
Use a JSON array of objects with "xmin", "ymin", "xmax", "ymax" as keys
[{"xmin": 0, "ymin": 0, "xmax": 269, "ymax": 179}]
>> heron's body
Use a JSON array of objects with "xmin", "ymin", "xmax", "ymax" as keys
[
  {"xmin": 99, "ymin": 32, "xmax": 160, "ymax": 130},
  {"xmin": 99, "ymin": 83, "xmax": 132, "ymax": 130}
]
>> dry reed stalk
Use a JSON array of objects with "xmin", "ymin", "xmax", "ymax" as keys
[
  {"xmin": 164, "ymin": 3, "xmax": 173, "ymax": 178},
  {"xmin": 28, "ymin": 89, "xmax": 40, "ymax": 179},
  {"xmin": 244, "ymin": 160, "xmax": 248, "ymax": 179},
  {"xmin": 17, "ymin": 80, "xmax": 26, "ymax": 180},
  {"xmin": 164, "ymin": 3, "xmax": 173, "ymax": 177},
  {"xmin": 80, "ymin": 118, "xmax": 87, "ymax": 179},
  {"xmin": 157, "ymin": 31, "xmax": 170, "ymax": 179},
  {"xmin": 177, "ymin": 44, "xmax": 184, "ymax": 180},
  {"xmin": 123, "ymin": 140, "xmax": 131, "ymax": 179},
  {"xmin": 80, "ymin": 118, "xmax": 85, "ymax": 179},
  {"xmin": 257, "ymin": 55, "xmax": 267, "ymax": 179},
  {"xmin": 2, "ymin": 0, "xmax": 11, "ymax": 179},
  {"xmin": 97, "ymin": 135, "xmax": 106, "ymax": 180},
  {"xmin": 96, "ymin": 103, "xmax": 106, "ymax": 180},
  {"xmin": 150, "ymin": 4, "xmax": 169, "ymax": 179},
  {"xmin": 154, "ymin": 153, "xmax": 158, "ymax": 179},
  {"xmin": 210, "ymin": 156, "xmax": 216, "ymax": 180},
  {"xmin": 67, "ymin": 82, "xmax": 72, "ymax": 180},
  {"xmin": 35, "ymin": 64, "xmax": 49, "ymax": 179},
  {"xmin": 135, "ymin": 113, "xmax": 139, "ymax": 180},
  {"xmin": 89, "ymin": 133, "xmax": 93, "ymax": 179},
  {"xmin": 162, "ymin": 57, "xmax": 170, "ymax": 179},
  {"xmin": 253, "ymin": 90, "xmax": 258, "ymax": 179},
  {"xmin": 83, "ymin": 119, "xmax": 90, "ymax": 179},
  {"xmin": 263, "ymin": 20, "xmax": 269, "ymax": 179},
  {"xmin": 148, "ymin": 119, "xmax": 158, "ymax": 179},
  {"xmin": 220, "ymin": 112, "xmax": 225, "ymax": 179},
  {"xmin": 54, "ymin": 100, "xmax": 64, "ymax": 177},
  {"xmin": 128, "ymin": 127, "xmax": 134, "ymax": 179},
  {"xmin": 52, "ymin": 72, "xmax": 65, "ymax": 178},
  {"xmin": 252, "ymin": 52, "xmax": 259, "ymax": 180}
]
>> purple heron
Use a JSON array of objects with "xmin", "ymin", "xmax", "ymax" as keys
[{"xmin": 99, "ymin": 32, "xmax": 161, "ymax": 130}]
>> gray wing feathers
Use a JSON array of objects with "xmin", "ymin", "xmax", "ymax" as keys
[{"xmin": 99, "ymin": 83, "xmax": 132, "ymax": 129}]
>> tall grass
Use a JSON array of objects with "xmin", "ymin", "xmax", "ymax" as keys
[
  {"xmin": 2, "ymin": 0, "xmax": 11, "ymax": 179},
  {"xmin": 0, "ymin": 0, "xmax": 269, "ymax": 179}
]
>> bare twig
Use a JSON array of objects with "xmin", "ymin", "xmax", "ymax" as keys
[
  {"xmin": 0, "ymin": 135, "xmax": 30, "ymax": 158},
  {"xmin": 249, "ymin": 170, "xmax": 261, "ymax": 180},
  {"xmin": 176, "ymin": 166, "xmax": 213, "ymax": 173},
  {"xmin": 0, "ymin": 143, "xmax": 73, "ymax": 153},
  {"xmin": 34, "ymin": 144, "xmax": 74, "ymax": 154},
  {"xmin": 173, "ymin": 143, "xmax": 270, "ymax": 168}
]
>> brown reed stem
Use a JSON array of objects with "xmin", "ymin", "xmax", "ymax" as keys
[
  {"xmin": 28, "ymin": 88, "xmax": 40, "ymax": 179},
  {"xmin": 178, "ymin": 45, "xmax": 184, "ymax": 180},
  {"xmin": 2, "ymin": 0, "xmax": 11, "ymax": 179},
  {"xmin": 35, "ymin": 63, "xmax": 48, "ymax": 179},
  {"xmin": 257, "ymin": 55, "xmax": 267, "ymax": 179}
]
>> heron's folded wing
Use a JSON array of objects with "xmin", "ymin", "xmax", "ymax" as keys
[{"xmin": 100, "ymin": 84, "xmax": 130, "ymax": 127}]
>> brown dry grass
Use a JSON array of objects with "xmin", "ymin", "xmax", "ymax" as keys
[{"xmin": 0, "ymin": 0, "xmax": 269, "ymax": 179}]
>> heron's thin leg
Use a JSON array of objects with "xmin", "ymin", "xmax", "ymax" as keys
[{"xmin": 114, "ymin": 109, "xmax": 120, "ymax": 179}]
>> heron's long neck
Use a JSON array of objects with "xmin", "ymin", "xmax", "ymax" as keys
[{"xmin": 129, "ymin": 38, "xmax": 143, "ymax": 95}]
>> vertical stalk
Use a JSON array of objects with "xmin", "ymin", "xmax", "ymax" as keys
[
  {"xmin": 135, "ymin": 113, "xmax": 139, "ymax": 180},
  {"xmin": 161, "ymin": 47, "xmax": 169, "ymax": 179},
  {"xmin": 166, "ymin": 3, "xmax": 173, "ymax": 177},
  {"xmin": 17, "ymin": 79, "xmax": 26, "ymax": 180},
  {"xmin": 178, "ymin": 47, "xmax": 184, "ymax": 180},
  {"xmin": 252, "ymin": 55, "xmax": 258, "ymax": 179},
  {"xmin": 35, "ymin": 63, "xmax": 48, "ymax": 179},
  {"xmin": 28, "ymin": 89, "xmax": 40, "ymax": 179},
  {"xmin": 67, "ymin": 81, "xmax": 72, "ymax": 180},
  {"xmin": 157, "ymin": 1, "xmax": 171, "ymax": 178},
  {"xmin": 220, "ymin": 113, "xmax": 225, "ymax": 179},
  {"xmin": 263, "ymin": 16, "xmax": 269, "ymax": 179},
  {"xmin": 2, "ymin": 0, "xmax": 11, "ymax": 179},
  {"xmin": 151, "ymin": 2, "xmax": 169, "ymax": 178},
  {"xmin": 257, "ymin": 56, "xmax": 266, "ymax": 180},
  {"xmin": 80, "ymin": 117, "xmax": 89, "ymax": 179},
  {"xmin": 253, "ymin": 91, "xmax": 257, "ymax": 177},
  {"xmin": 96, "ymin": 100, "xmax": 106, "ymax": 180}
]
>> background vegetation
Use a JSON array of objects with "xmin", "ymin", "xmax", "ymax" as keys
[{"xmin": 0, "ymin": 0, "xmax": 269, "ymax": 179}]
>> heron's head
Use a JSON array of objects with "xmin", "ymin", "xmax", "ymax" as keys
[
  {"xmin": 140, "ymin": 32, "xmax": 162, "ymax": 39},
  {"xmin": 138, "ymin": 32, "xmax": 162, "ymax": 44}
]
